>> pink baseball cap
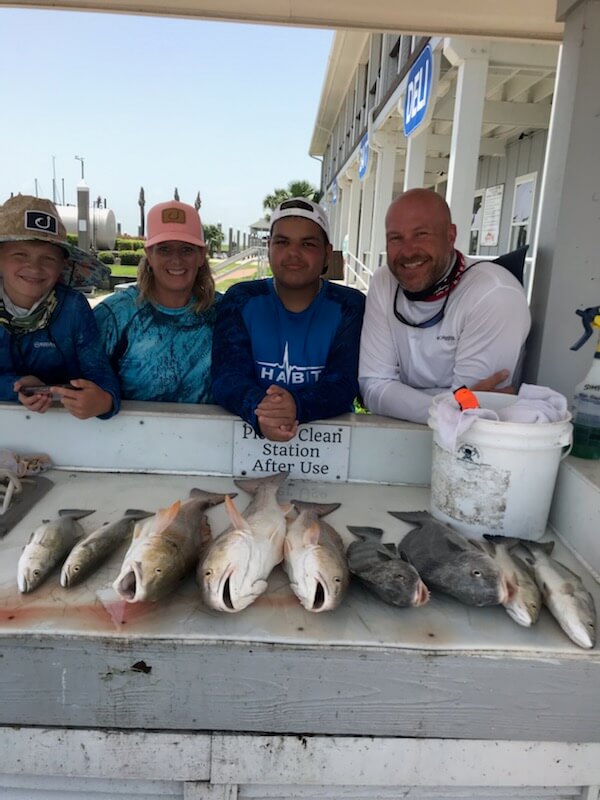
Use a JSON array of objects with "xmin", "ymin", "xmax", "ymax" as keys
[{"xmin": 145, "ymin": 201, "xmax": 205, "ymax": 248}]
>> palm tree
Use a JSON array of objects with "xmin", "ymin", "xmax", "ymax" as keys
[{"xmin": 262, "ymin": 180, "xmax": 323, "ymax": 215}]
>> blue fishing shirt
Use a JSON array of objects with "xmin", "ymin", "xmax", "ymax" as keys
[
  {"xmin": 0, "ymin": 283, "xmax": 120, "ymax": 419},
  {"xmin": 212, "ymin": 278, "xmax": 365, "ymax": 430}
]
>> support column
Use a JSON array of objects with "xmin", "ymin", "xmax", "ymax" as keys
[
  {"xmin": 346, "ymin": 166, "xmax": 362, "ymax": 285},
  {"xmin": 335, "ymin": 173, "xmax": 352, "ymax": 251},
  {"xmin": 444, "ymin": 39, "xmax": 489, "ymax": 253},
  {"xmin": 357, "ymin": 167, "xmax": 376, "ymax": 267},
  {"xmin": 523, "ymin": 0, "xmax": 600, "ymax": 400},
  {"xmin": 403, "ymin": 129, "xmax": 428, "ymax": 190},
  {"xmin": 368, "ymin": 130, "xmax": 399, "ymax": 273}
]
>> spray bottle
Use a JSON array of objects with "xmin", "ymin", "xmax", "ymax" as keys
[{"xmin": 570, "ymin": 306, "xmax": 600, "ymax": 459}]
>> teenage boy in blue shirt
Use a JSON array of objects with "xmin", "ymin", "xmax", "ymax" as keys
[{"xmin": 212, "ymin": 198, "xmax": 365, "ymax": 442}]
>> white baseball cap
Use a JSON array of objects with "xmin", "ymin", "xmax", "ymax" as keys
[{"xmin": 270, "ymin": 197, "xmax": 330, "ymax": 242}]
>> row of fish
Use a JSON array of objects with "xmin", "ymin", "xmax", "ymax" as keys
[
  {"xmin": 14, "ymin": 473, "xmax": 596, "ymax": 649},
  {"xmin": 349, "ymin": 512, "xmax": 596, "ymax": 650}
]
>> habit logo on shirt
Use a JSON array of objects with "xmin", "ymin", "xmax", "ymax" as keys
[{"xmin": 257, "ymin": 342, "xmax": 324, "ymax": 385}]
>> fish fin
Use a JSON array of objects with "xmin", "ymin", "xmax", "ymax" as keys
[
  {"xmin": 483, "ymin": 534, "xmax": 522, "ymax": 550},
  {"xmin": 347, "ymin": 526, "xmax": 384, "ymax": 541},
  {"xmin": 58, "ymin": 509, "xmax": 95, "ymax": 520},
  {"xmin": 387, "ymin": 511, "xmax": 429, "ymax": 527},
  {"xmin": 154, "ymin": 500, "xmax": 181, "ymax": 535},
  {"xmin": 124, "ymin": 509, "xmax": 154, "ymax": 521},
  {"xmin": 283, "ymin": 536, "xmax": 293, "ymax": 559},
  {"xmin": 467, "ymin": 539, "xmax": 487, "ymax": 553},
  {"xmin": 374, "ymin": 547, "xmax": 394, "ymax": 562},
  {"xmin": 234, "ymin": 471, "xmax": 290, "ymax": 494},
  {"xmin": 281, "ymin": 502, "xmax": 295, "ymax": 517},
  {"xmin": 512, "ymin": 553, "xmax": 535, "ymax": 575},
  {"xmin": 303, "ymin": 522, "xmax": 321, "ymax": 547},
  {"xmin": 399, "ymin": 549, "xmax": 411, "ymax": 563},
  {"xmin": 561, "ymin": 582, "xmax": 576, "ymax": 597},
  {"xmin": 510, "ymin": 538, "xmax": 555, "ymax": 556},
  {"xmin": 224, "ymin": 495, "xmax": 252, "ymax": 534},
  {"xmin": 483, "ymin": 539, "xmax": 496, "ymax": 555},
  {"xmin": 382, "ymin": 542, "xmax": 397, "ymax": 554},
  {"xmin": 189, "ymin": 489, "xmax": 236, "ymax": 505},
  {"xmin": 291, "ymin": 500, "xmax": 341, "ymax": 517}
]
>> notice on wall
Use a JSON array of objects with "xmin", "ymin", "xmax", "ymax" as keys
[
  {"xmin": 233, "ymin": 421, "xmax": 351, "ymax": 482},
  {"xmin": 481, "ymin": 184, "xmax": 504, "ymax": 247}
]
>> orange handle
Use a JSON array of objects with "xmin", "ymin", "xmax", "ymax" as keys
[{"xmin": 453, "ymin": 386, "xmax": 480, "ymax": 411}]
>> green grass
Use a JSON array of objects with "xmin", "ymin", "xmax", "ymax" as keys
[
  {"xmin": 110, "ymin": 265, "xmax": 138, "ymax": 278},
  {"xmin": 216, "ymin": 274, "xmax": 258, "ymax": 292}
]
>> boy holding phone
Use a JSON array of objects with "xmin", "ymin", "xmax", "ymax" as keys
[{"xmin": 0, "ymin": 194, "xmax": 120, "ymax": 419}]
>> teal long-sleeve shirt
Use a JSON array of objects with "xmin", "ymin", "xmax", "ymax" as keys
[{"xmin": 94, "ymin": 286, "xmax": 222, "ymax": 403}]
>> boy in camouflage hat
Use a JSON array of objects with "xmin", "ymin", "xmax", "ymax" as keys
[{"xmin": 0, "ymin": 194, "xmax": 120, "ymax": 418}]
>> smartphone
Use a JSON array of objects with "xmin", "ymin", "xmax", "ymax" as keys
[{"xmin": 20, "ymin": 384, "xmax": 81, "ymax": 397}]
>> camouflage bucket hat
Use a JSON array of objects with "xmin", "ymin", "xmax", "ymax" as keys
[{"xmin": 0, "ymin": 194, "xmax": 110, "ymax": 289}]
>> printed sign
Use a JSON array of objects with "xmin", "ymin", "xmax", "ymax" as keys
[
  {"xmin": 358, "ymin": 133, "xmax": 369, "ymax": 180},
  {"xmin": 481, "ymin": 184, "xmax": 504, "ymax": 247},
  {"xmin": 233, "ymin": 421, "xmax": 351, "ymax": 482},
  {"xmin": 403, "ymin": 44, "xmax": 434, "ymax": 137}
]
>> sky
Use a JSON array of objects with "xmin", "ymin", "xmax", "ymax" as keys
[{"xmin": 0, "ymin": 8, "xmax": 333, "ymax": 237}]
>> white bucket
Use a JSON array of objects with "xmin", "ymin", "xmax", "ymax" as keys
[{"xmin": 428, "ymin": 392, "xmax": 573, "ymax": 541}]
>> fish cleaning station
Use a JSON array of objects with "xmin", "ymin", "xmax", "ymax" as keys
[{"xmin": 1, "ymin": 1, "xmax": 600, "ymax": 800}]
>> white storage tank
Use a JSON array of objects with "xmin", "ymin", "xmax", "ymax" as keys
[{"xmin": 56, "ymin": 204, "xmax": 117, "ymax": 250}]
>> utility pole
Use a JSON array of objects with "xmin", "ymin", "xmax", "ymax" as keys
[
  {"xmin": 74, "ymin": 155, "xmax": 85, "ymax": 180},
  {"xmin": 52, "ymin": 156, "xmax": 57, "ymax": 204}
]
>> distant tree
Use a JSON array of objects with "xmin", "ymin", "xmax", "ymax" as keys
[
  {"xmin": 262, "ymin": 180, "xmax": 323, "ymax": 216},
  {"xmin": 203, "ymin": 223, "xmax": 224, "ymax": 257}
]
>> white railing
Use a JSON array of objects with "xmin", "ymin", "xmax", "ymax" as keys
[
  {"xmin": 344, "ymin": 252, "xmax": 374, "ymax": 291},
  {"xmin": 211, "ymin": 245, "xmax": 268, "ymax": 282}
]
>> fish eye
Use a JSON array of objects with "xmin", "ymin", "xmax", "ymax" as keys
[
  {"xmin": 204, "ymin": 569, "xmax": 212, "ymax": 577},
  {"xmin": 33, "ymin": 569, "xmax": 40, "ymax": 577},
  {"xmin": 155, "ymin": 568, "xmax": 162, "ymax": 574},
  {"xmin": 472, "ymin": 569, "xmax": 482, "ymax": 577},
  {"xmin": 334, "ymin": 577, "xmax": 341, "ymax": 583},
  {"xmin": 73, "ymin": 565, "xmax": 80, "ymax": 572}
]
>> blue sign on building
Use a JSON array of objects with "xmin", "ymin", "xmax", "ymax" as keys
[
  {"xmin": 403, "ymin": 44, "xmax": 434, "ymax": 137},
  {"xmin": 358, "ymin": 134, "xmax": 369, "ymax": 180}
]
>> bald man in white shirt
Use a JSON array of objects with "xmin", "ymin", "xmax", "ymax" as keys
[{"xmin": 358, "ymin": 188, "xmax": 531, "ymax": 424}]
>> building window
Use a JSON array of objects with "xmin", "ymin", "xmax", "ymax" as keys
[
  {"xmin": 510, "ymin": 172, "xmax": 537, "ymax": 250},
  {"xmin": 470, "ymin": 191, "xmax": 484, "ymax": 255}
]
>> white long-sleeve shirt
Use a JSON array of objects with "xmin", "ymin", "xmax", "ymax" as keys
[{"xmin": 358, "ymin": 255, "xmax": 531, "ymax": 424}]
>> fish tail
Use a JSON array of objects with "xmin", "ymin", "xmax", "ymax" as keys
[
  {"xmin": 517, "ymin": 539, "xmax": 555, "ymax": 556},
  {"xmin": 347, "ymin": 525, "xmax": 384, "ymax": 542},
  {"xmin": 482, "ymin": 534, "xmax": 524, "ymax": 550},
  {"xmin": 58, "ymin": 509, "xmax": 95, "ymax": 520},
  {"xmin": 123, "ymin": 509, "xmax": 154, "ymax": 521},
  {"xmin": 291, "ymin": 500, "xmax": 341, "ymax": 517},
  {"xmin": 189, "ymin": 489, "xmax": 235, "ymax": 506},
  {"xmin": 387, "ymin": 511, "xmax": 430, "ymax": 526},
  {"xmin": 233, "ymin": 471, "xmax": 290, "ymax": 494}
]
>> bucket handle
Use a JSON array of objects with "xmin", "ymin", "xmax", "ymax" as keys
[{"xmin": 560, "ymin": 441, "xmax": 573, "ymax": 460}]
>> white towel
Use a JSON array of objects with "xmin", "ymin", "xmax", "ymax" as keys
[
  {"xmin": 433, "ymin": 395, "xmax": 498, "ymax": 452},
  {"xmin": 497, "ymin": 383, "xmax": 569, "ymax": 423}
]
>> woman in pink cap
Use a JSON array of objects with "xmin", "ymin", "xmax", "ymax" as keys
[{"xmin": 94, "ymin": 200, "xmax": 221, "ymax": 403}]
